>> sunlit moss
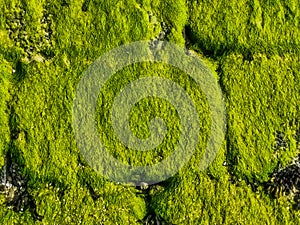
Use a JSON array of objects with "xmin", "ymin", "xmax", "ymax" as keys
[{"xmin": 0, "ymin": 0, "xmax": 300, "ymax": 224}]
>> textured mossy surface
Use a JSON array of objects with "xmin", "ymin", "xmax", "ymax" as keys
[{"xmin": 0, "ymin": 0, "xmax": 299, "ymax": 224}]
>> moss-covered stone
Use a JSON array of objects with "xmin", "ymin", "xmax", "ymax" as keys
[{"xmin": 0, "ymin": 0, "xmax": 300, "ymax": 224}]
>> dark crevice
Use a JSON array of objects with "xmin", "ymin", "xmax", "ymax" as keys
[
  {"xmin": 142, "ymin": 212, "xmax": 172, "ymax": 225},
  {"xmin": 283, "ymin": 3, "xmax": 296, "ymax": 20},
  {"xmin": 149, "ymin": 20, "xmax": 170, "ymax": 50},
  {"xmin": 133, "ymin": 178, "xmax": 174, "ymax": 225},
  {"xmin": 82, "ymin": 0, "xmax": 91, "ymax": 12},
  {"xmin": 216, "ymin": 61, "xmax": 234, "ymax": 181},
  {"xmin": 86, "ymin": 182, "xmax": 100, "ymax": 201},
  {"xmin": 0, "ymin": 152, "xmax": 43, "ymax": 221},
  {"xmin": 242, "ymin": 49, "xmax": 254, "ymax": 62},
  {"xmin": 273, "ymin": 130, "xmax": 288, "ymax": 150},
  {"xmin": 136, "ymin": 183, "xmax": 172, "ymax": 225},
  {"xmin": 184, "ymin": 24, "xmax": 256, "ymax": 61},
  {"xmin": 183, "ymin": 24, "xmax": 231, "ymax": 60},
  {"xmin": 76, "ymin": 161, "xmax": 103, "ymax": 203},
  {"xmin": 61, "ymin": 0, "xmax": 70, "ymax": 7},
  {"xmin": 266, "ymin": 154, "xmax": 300, "ymax": 209},
  {"xmin": 14, "ymin": 60, "xmax": 27, "ymax": 83}
]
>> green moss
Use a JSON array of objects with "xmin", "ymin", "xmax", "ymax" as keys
[
  {"xmin": 151, "ymin": 172, "xmax": 300, "ymax": 224},
  {"xmin": 95, "ymin": 62, "xmax": 210, "ymax": 169},
  {"xmin": 0, "ymin": 0, "xmax": 299, "ymax": 224},
  {"xmin": 0, "ymin": 57, "xmax": 11, "ymax": 167},
  {"xmin": 29, "ymin": 181, "xmax": 146, "ymax": 224},
  {"xmin": 220, "ymin": 53, "xmax": 300, "ymax": 182},
  {"xmin": 187, "ymin": 0, "xmax": 300, "ymax": 56}
]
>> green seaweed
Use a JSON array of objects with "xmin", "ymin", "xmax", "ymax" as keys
[{"xmin": 0, "ymin": 0, "xmax": 300, "ymax": 224}]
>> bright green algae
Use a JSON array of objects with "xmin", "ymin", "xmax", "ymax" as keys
[{"xmin": 0, "ymin": 0, "xmax": 299, "ymax": 224}]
